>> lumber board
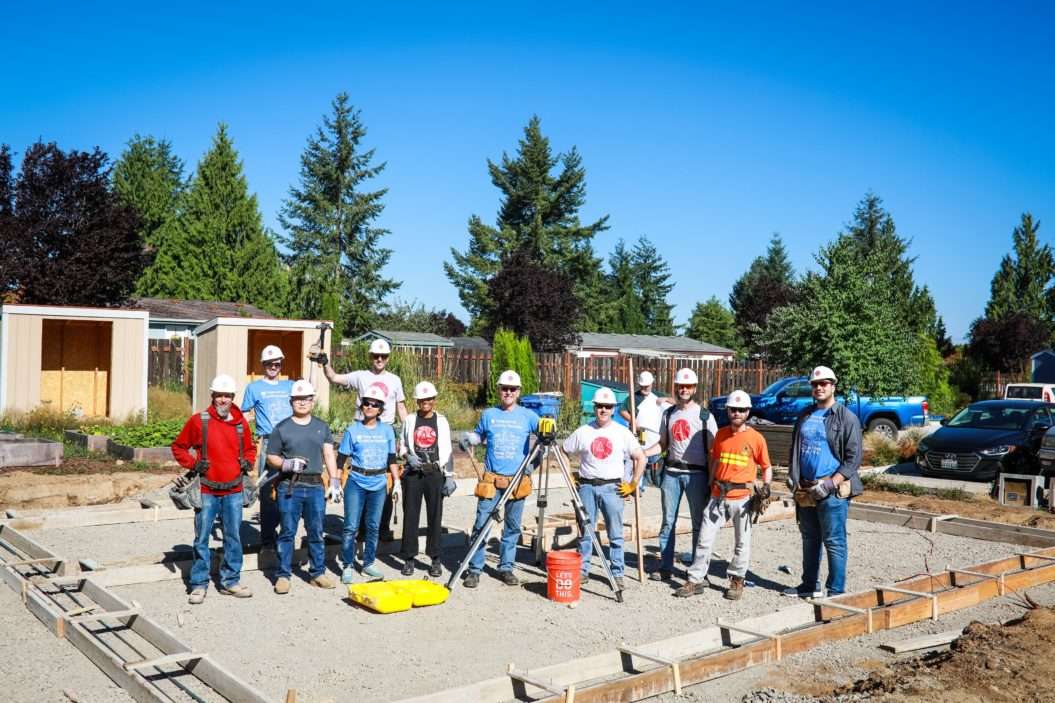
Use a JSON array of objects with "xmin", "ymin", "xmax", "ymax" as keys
[
  {"xmin": 68, "ymin": 608, "xmax": 140, "ymax": 625},
  {"xmin": 0, "ymin": 523, "xmax": 58, "ymax": 559},
  {"xmin": 124, "ymin": 651, "xmax": 206, "ymax": 671},
  {"xmin": 880, "ymin": 629, "xmax": 961, "ymax": 653},
  {"xmin": 65, "ymin": 621, "xmax": 165, "ymax": 703}
]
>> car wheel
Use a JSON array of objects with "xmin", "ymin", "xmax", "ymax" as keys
[{"xmin": 867, "ymin": 417, "xmax": 898, "ymax": 439}]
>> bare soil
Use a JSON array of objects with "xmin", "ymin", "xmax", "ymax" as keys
[
  {"xmin": 858, "ymin": 490, "xmax": 1055, "ymax": 530},
  {"xmin": 0, "ymin": 469, "xmax": 178, "ymax": 510}
]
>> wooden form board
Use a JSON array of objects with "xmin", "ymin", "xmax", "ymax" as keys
[{"xmin": 40, "ymin": 319, "xmax": 112, "ymax": 417}]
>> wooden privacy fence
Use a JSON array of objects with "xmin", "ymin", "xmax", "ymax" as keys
[
  {"xmin": 402, "ymin": 348, "xmax": 785, "ymax": 402},
  {"xmin": 148, "ymin": 338, "xmax": 193, "ymax": 387}
]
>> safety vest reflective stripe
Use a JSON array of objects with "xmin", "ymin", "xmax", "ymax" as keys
[{"xmin": 719, "ymin": 451, "xmax": 749, "ymax": 466}]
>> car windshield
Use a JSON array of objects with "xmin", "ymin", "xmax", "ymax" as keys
[
  {"xmin": 946, "ymin": 405, "xmax": 1031, "ymax": 430},
  {"xmin": 762, "ymin": 379, "xmax": 791, "ymax": 395}
]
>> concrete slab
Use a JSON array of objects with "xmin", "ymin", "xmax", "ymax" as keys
[{"xmin": 0, "ymin": 439, "xmax": 62, "ymax": 468}]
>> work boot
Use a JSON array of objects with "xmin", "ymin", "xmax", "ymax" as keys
[
  {"xmin": 341, "ymin": 566, "xmax": 356, "ymax": 585},
  {"xmin": 401, "ymin": 560, "xmax": 415, "ymax": 576},
  {"xmin": 361, "ymin": 564, "xmax": 383, "ymax": 581},
  {"xmin": 218, "ymin": 583, "xmax": 252, "ymax": 598},
  {"xmin": 725, "ymin": 576, "xmax": 744, "ymax": 601},
  {"xmin": 499, "ymin": 570, "xmax": 520, "ymax": 586},
  {"xmin": 674, "ymin": 579, "xmax": 708, "ymax": 598},
  {"xmin": 311, "ymin": 574, "xmax": 337, "ymax": 589},
  {"xmin": 187, "ymin": 588, "xmax": 206, "ymax": 605},
  {"xmin": 648, "ymin": 569, "xmax": 672, "ymax": 582},
  {"xmin": 274, "ymin": 577, "xmax": 291, "ymax": 595},
  {"xmin": 463, "ymin": 572, "xmax": 480, "ymax": 588},
  {"xmin": 429, "ymin": 559, "xmax": 443, "ymax": 578}
]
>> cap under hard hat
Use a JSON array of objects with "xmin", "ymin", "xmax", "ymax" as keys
[
  {"xmin": 497, "ymin": 369, "xmax": 522, "ymax": 387},
  {"xmin": 361, "ymin": 385, "xmax": 387, "ymax": 405},
  {"xmin": 209, "ymin": 374, "xmax": 237, "ymax": 394},
  {"xmin": 810, "ymin": 366, "xmax": 838, "ymax": 384},
  {"xmin": 593, "ymin": 387, "xmax": 617, "ymax": 406},
  {"xmin": 414, "ymin": 381, "xmax": 438, "ymax": 400},
  {"xmin": 726, "ymin": 389, "xmax": 752, "ymax": 409},
  {"xmin": 674, "ymin": 368, "xmax": 698, "ymax": 386},
  {"xmin": 369, "ymin": 339, "xmax": 392, "ymax": 355},
  {"xmin": 290, "ymin": 379, "xmax": 316, "ymax": 397},
  {"xmin": 637, "ymin": 370, "xmax": 654, "ymax": 386},
  {"xmin": 260, "ymin": 345, "xmax": 284, "ymax": 363}
]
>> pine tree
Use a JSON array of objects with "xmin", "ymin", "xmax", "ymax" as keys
[
  {"xmin": 280, "ymin": 94, "xmax": 398, "ymax": 339},
  {"xmin": 111, "ymin": 135, "xmax": 185, "ymax": 297},
  {"xmin": 445, "ymin": 116, "xmax": 609, "ymax": 331},
  {"xmin": 730, "ymin": 233, "xmax": 798, "ymax": 357},
  {"xmin": 515, "ymin": 336, "xmax": 539, "ymax": 396},
  {"xmin": 605, "ymin": 239, "xmax": 646, "ymax": 333},
  {"xmin": 985, "ymin": 213, "xmax": 1052, "ymax": 323},
  {"xmin": 632, "ymin": 236, "xmax": 676, "ymax": 335},
  {"xmin": 488, "ymin": 328, "xmax": 518, "ymax": 405},
  {"xmin": 686, "ymin": 296, "xmax": 740, "ymax": 352}
]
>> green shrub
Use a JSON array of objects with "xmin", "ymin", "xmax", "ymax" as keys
[
  {"xmin": 104, "ymin": 420, "xmax": 184, "ymax": 448},
  {"xmin": 0, "ymin": 407, "xmax": 81, "ymax": 440},
  {"xmin": 488, "ymin": 328, "xmax": 538, "ymax": 404}
]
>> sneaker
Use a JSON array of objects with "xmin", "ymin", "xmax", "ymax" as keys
[
  {"xmin": 311, "ymin": 574, "xmax": 337, "ymax": 589},
  {"xmin": 274, "ymin": 577, "xmax": 291, "ymax": 595},
  {"xmin": 341, "ymin": 566, "xmax": 356, "ymax": 585},
  {"xmin": 782, "ymin": 585, "xmax": 825, "ymax": 599},
  {"xmin": 499, "ymin": 570, "xmax": 520, "ymax": 587},
  {"xmin": 429, "ymin": 559, "xmax": 443, "ymax": 578},
  {"xmin": 218, "ymin": 583, "xmax": 252, "ymax": 598},
  {"xmin": 401, "ymin": 560, "xmax": 415, "ymax": 576},
  {"xmin": 674, "ymin": 580, "xmax": 708, "ymax": 598},
  {"xmin": 648, "ymin": 569, "xmax": 672, "ymax": 582},
  {"xmin": 724, "ymin": 576, "xmax": 744, "ymax": 601},
  {"xmin": 361, "ymin": 564, "xmax": 384, "ymax": 581},
  {"xmin": 463, "ymin": 572, "xmax": 480, "ymax": 588},
  {"xmin": 187, "ymin": 588, "xmax": 206, "ymax": 605}
]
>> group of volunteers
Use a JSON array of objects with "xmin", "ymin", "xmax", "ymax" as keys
[{"xmin": 172, "ymin": 343, "xmax": 861, "ymax": 607}]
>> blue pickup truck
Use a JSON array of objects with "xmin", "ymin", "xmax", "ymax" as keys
[{"xmin": 709, "ymin": 376, "xmax": 928, "ymax": 438}]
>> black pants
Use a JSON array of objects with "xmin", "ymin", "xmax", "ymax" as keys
[
  {"xmin": 400, "ymin": 469, "xmax": 445, "ymax": 560},
  {"xmin": 380, "ymin": 493, "xmax": 394, "ymax": 538}
]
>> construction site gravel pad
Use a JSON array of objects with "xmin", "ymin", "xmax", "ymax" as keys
[{"xmin": 19, "ymin": 510, "xmax": 1023, "ymax": 703}]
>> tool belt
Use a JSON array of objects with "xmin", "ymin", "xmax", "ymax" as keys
[
  {"xmin": 404, "ymin": 462, "xmax": 441, "ymax": 475},
  {"xmin": 578, "ymin": 477, "xmax": 621, "ymax": 486},
  {"xmin": 714, "ymin": 481, "xmax": 752, "ymax": 502},
  {"xmin": 474, "ymin": 471, "xmax": 532, "ymax": 500},
  {"xmin": 665, "ymin": 459, "xmax": 707, "ymax": 471},
  {"xmin": 351, "ymin": 466, "xmax": 389, "ymax": 477},
  {"xmin": 278, "ymin": 473, "xmax": 324, "ymax": 486}
]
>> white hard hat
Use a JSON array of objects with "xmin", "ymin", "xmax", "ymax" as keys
[
  {"xmin": 209, "ymin": 374, "xmax": 237, "ymax": 394},
  {"xmin": 260, "ymin": 345, "xmax": 284, "ymax": 363},
  {"xmin": 290, "ymin": 379, "xmax": 315, "ymax": 397},
  {"xmin": 414, "ymin": 381, "xmax": 438, "ymax": 400},
  {"xmin": 810, "ymin": 366, "xmax": 838, "ymax": 384},
  {"xmin": 497, "ymin": 369, "xmax": 522, "ymax": 387},
  {"xmin": 369, "ymin": 339, "xmax": 392, "ymax": 355},
  {"xmin": 594, "ymin": 387, "xmax": 617, "ymax": 406},
  {"xmin": 637, "ymin": 370, "xmax": 654, "ymax": 386},
  {"xmin": 726, "ymin": 389, "xmax": 752, "ymax": 409},
  {"xmin": 361, "ymin": 386, "xmax": 387, "ymax": 405},
  {"xmin": 674, "ymin": 368, "xmax": 698, "ymax": 386}
]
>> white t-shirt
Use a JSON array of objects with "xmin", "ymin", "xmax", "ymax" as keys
[
  {"xmin": 630, "ymin": 391, "xmax": 669, "ymax": 450},
  {"xmin": 345, "ymin": 370, "xmax": 406, "ymax": 424},
  {"xmin": 563, "ymin": 421, "xmax": 641, "ymax": 481}
]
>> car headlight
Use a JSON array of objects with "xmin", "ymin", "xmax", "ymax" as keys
[
  {"xmin": 917, "ymin": 441, "xmax": 930, "ymax": 454},
  {"xmin": 979, "ymin": 445, "xmax": 1017, "ymax": 456},
  {"xmin": 1043, "ymin": 435, "xmax": 1055, "ymax": 450}
]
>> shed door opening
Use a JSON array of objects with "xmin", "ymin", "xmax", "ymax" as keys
[
  {"xmin": 246, "ymin": 330, "xmax": 303, "ymax": 382},
  {"xmin": 41, "ymin": 320, "xmax": 112, "ymax": 417}
]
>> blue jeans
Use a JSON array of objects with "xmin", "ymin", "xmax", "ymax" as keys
[
  {"xmin": 578, "ymin": 482, "xmax": 625, "ymax": 577},
  {"xmin": 468, "ymin": 485, "xmax": 526, "ymax": 574},
  {"xmin": 190, "ymin": 491, "xmax": 244, "ymax": 590},
  {"xmin": 657, "ymin": 470, "xmax": 708, "ymax": 572},
  {"xmin": 342, "ymin": 479, "xmax": 387, "ymax": 568},
  {"xmin": 276, "ymin": 483, "xmax": 326, "ymax": 579},
  {"xmin": 797, "ymin": 495, "xmax": 849, "ymax": 595}
]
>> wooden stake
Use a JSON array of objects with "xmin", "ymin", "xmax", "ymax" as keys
[{"xmin": 627, "ymin": 356, "xmax": 646, "ymax": 584}]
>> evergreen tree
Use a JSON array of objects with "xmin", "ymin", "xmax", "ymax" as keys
[
  {"xmin": 515, "ymin": 336, "xmax": 540, "ymax": 396},
  {"xmin": 605, "ymin": 239, "xmax": 645, "ymax": 333},
  {"xmin": 632, "ymin": 236, "xmax": 675, "ymax": 335},
  {"xmin": 445, "ymin": 116, "xmax": 609, "ymax": 331},
  {"xmin": 686, "ymin": 296, "xmax": 740, "ymax": 352},
  {"xmin": 488, "ymin": 329, "xmax": 518, "ymax": 406},
  {"xmin": 280, "ymin": 94, "xmax": 398, "ymax": 339},
  {"xmin": 985, "ymin": 213, "xmax": 1052, "ymax": 323},
  {"xmin": 730, "ymin": 233, "xmax": 798, "ymax": 358},
  {"xmin": 111, "ymin": 135, "xmax": 184, "ymax": 296}
]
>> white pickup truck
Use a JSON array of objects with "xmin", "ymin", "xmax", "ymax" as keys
[{"xmin": 1005, "ymin": 383, "xmax": 1055, "ymax": 402}]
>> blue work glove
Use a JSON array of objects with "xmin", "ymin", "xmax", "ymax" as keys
[
  {"xmin": 405, "ymin": 451, "xmax": 423, "ymax": 469},
  {"xmin": 458, "ymin": 431, "xmax": 481, "ymax": 453},
  {"xmin": 809, "ymin": 478, "xmax": 836, "ymax": 501}
]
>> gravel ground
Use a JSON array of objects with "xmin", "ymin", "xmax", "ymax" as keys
[{"xmin": 9, "ymin": 488, "xmax": 1044, "ymax": 702}]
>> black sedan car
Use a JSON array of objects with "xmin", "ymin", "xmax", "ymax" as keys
[{"xmin": 916, "ymin": 400, "xmax": 1054, "ymax": 481}]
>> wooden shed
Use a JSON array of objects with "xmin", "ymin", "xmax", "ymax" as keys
[
  {"xmin": 192, "ymin": 317, "xmax": 333, "ymax": 412},
  {"xmin": 0, "ymin": 304, "xmax": 148, "ymax": 420}
]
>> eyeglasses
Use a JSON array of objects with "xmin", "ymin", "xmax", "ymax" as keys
[
  {"xmin": 264, "ymin": 360, "xmax": 282, "ymax": 367},
  {"xmin": 727, "ymin": 407, "xmax": 749, "ymax": 414},
  {"xmin": 371, "ymin": 354, "xmax": 389, "ymax": 360},
  {"xmin": 811, "ymin": 381, "xmax": 833, "ymax": 388},
  {"xmin": 595, "ymin": 404, "xmax": 614, "ymax": 410},
  {"xmin": 292, "ymin": 396, "xmax": 314, "ymax": 402},
  {"xmin": 499, "ymin": 386, "xmax": 519, "ymax": 393},
  {"xmin": 362, "ymin": 400, "xmax": 384, "ymax": 409}
]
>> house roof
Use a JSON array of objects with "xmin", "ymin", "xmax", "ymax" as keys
[
  {"xmin": 354, "ymin": 329, "xmax": 455, "ymax": 348},
  {"xmin": 450, "ymin": 336, "xmax": 492, "ymax": 350},
  {"xmin": 134, "ymin": 298, "xmax": 272, "ymax": 323},
  {"xmin": 573, "ymin": 332, "xmax": 735, "ymax": 356}
]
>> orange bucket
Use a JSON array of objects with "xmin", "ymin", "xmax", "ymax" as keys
[{"xmin": 546, "ymin": 550, "xmax": 581, "ymax": 602}]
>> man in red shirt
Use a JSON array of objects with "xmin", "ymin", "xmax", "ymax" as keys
[{"xmin": 171, "ymin": 374, "xmax": 257, "ymax": 605}]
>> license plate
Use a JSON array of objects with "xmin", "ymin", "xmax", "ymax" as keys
[{"xmin": 941, "ymin": 454, "xmax": 958, "ymax": 470}]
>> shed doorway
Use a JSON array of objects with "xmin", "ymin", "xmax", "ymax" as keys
[
  {"xmin": 40, "ymin": 319, "xmax": 112, "ymax": 417},
  {"xmin": 246, "ymin": 329, "xmax": 303, "ymax": 382}
]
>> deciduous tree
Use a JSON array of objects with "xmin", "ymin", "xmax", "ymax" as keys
[
  {"xmin": 485, "ymin": 249, "xmax": 582, "ymax": 351},
  {"xmin": 686, "ymin": 296, "xmax": 740, "ymax": 352}
]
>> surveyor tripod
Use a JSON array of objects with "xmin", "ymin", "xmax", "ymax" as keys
[{"xmin": 446, "ymin": 430, "xmax": 625, "ymax": 602}]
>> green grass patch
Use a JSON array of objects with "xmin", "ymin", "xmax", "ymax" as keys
[{"xmin": 861, "ymin": 472, "xmax": 976, "ymax": 502}]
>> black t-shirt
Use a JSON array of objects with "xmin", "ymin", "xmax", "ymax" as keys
[{"xmin": 411, "ymin": 413, "xmax": 440, "ymax": 464}]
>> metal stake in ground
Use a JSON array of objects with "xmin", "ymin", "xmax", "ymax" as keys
[{"xmin": 447, "ymin": 426, "xmax": 625, "ymax": 602}]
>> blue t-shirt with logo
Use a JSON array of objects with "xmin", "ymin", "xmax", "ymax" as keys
[
  {"xmin": 338, "ymin": 421, "xmax": 395, "ymax": 491},
  {"xmin": 799, "ymin": 408, "xmax": 840, "ymax": 481},
  {"xmin": 241, "ymin": 379, "xmax": 294, "ymax": 437},
  {"xmin": 475, "ymin": 405, "xmax": 540, "ymax": 476}
]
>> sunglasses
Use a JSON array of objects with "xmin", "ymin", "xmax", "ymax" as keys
[
  {"xmin": 264, "ymin": 360, "xmax": 282, "ymax": 367},
  {"xmin": 499, "ymin": 386, "xmax": 519, "ymax": 393},
  {"xmin": 727, "ymin": 407, "xmax": 749, "ymax": 414},
  {"xmin": 292, "ymin": 396, "xmax": 314, "ymax": 402},
  {"xmin": 362, "ymin": 400, "xmax": 384, "ymax": 409},
  {"xmin": 811, "ymin": 380, "xmax": 833, "ymax": 388},
  {"xmin": 371, "ymin": 354, "xmax": 389, "ymax": 360},
  {"xmin": 594, "ymin": 404, "xmax": 614, "ymax": 410}
]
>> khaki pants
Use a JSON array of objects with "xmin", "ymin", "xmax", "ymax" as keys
[{"xmin": 685, "ymin": 495, "xmax": 752, "ymax": 583}]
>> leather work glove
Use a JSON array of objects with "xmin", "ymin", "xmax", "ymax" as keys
[
  {"xmin": 173, "ymin": 474, "xmax": 190, "ymax": 489},
  {"xmin": 459, "ymin": 431, "xmax": 481, "ymax": 453},
  {"xmin": 239, "ymin": 459, "xmax": 252, "ymax": 475},
  {"xmin": 405, "ymin": 452, "xmax": 423, "ymax": 469},
  {"xmin": 809, "ymin": 478, "xmax": 835, "ymax": 501},
  {"xmin": 571, "ymin": 472, "xmax": 581, "ymax": 489},
  {"xmin": 326, "ymin": 484, "xmax": 343, "ymax": 503},
  {"xmin": 442, "ymin": 476, "xmax": 457, "ymax": 497},
  {"xmin": 281, "ymin": 457, "xmax": 308, "ymax": 474},
  {"xmin": 193, "ymin": 459, "xmax": 209, "ymax": 475},
  {"xmin": 313, "ymin": 352, "xmax": 329, "ymax": 367},
  {"xmin": 618, "ymin": 481, "xmax": 638, "ymax": 498},
  {"xmin": 755, "ymin": 481, "xmax": 772, "ymax": 499},
  {"xmin": 387, "ymin": 472, "xmax": 394, "ymax": 495}
]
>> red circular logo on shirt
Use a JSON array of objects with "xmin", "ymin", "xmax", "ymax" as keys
[
  {"xmin": 414, "ymin": 425, "xmax": 437, "ymax": 448},
  {"xmin": 369, "ymin": 381, "xmax": 390, "ymax": 399},
  {"xmin": 590, "ymin": 437, "xmax": 613, "ymax": 460},
  {"xmin": 671, "ymin": 419, "xmax": 691, "ymax": 442}
]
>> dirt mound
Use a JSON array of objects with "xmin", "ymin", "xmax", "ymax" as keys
[{"xmin": 0, "ymin": 469, "xmax": 178, "ymax": 510}]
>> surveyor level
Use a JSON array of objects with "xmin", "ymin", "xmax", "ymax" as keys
[{"xmin": 447, "ymin": 420, "xmax": 625, "ymax": 602}]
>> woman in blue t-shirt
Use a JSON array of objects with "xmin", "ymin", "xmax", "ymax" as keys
[{"xmin": 338, "ymin": 386, "xmax": 399, "ymax": 583}]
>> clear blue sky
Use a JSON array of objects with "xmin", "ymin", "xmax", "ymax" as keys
[{"xmin": 3, "ymin": 3, "xmax": 1053, "ymax": 341}]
